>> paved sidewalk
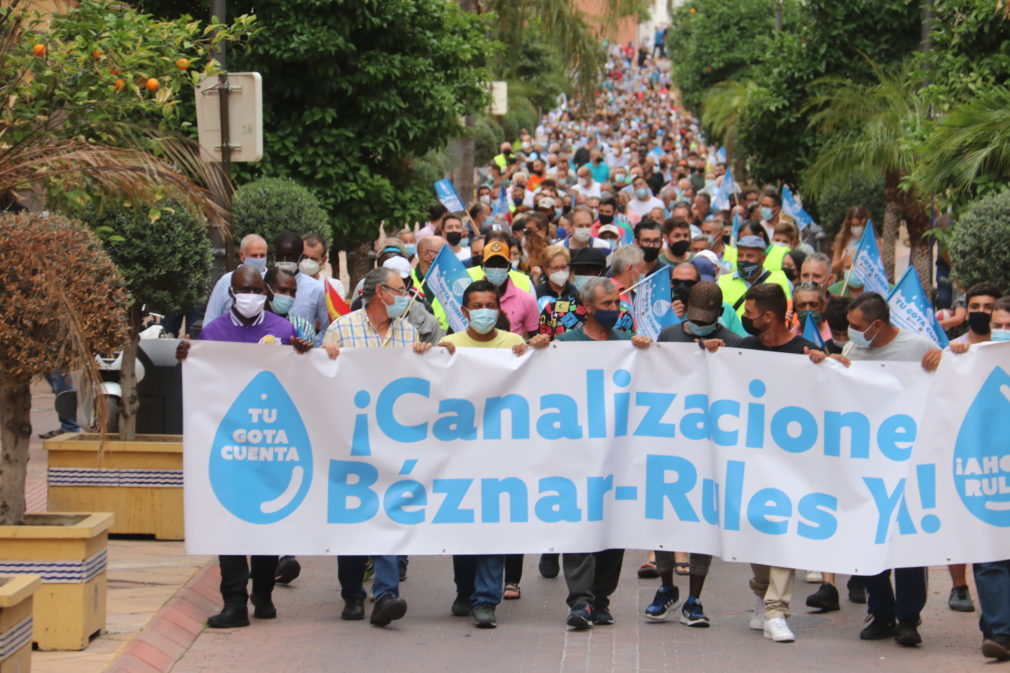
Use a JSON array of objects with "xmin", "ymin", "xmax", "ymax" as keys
[{"xmin": 170, "ymin": 556, "xmax": 984, "ymax": 673}]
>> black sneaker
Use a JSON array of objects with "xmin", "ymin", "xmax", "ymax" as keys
[
  {"xmin": 847, "ymin": 576, "xmax": 866, "ymax": 604},
  {"xmin": 591, "ymin": 606, "xmax": 614, "ymax": 625},
  {"xmin": 859, "ymin": 615, "xmax": 896, "ymax": 640},
  {"xmin": 207, "ymin": 604, "xmax": 250, "ymax": 628},
  {"xmin": 982, "ymin": 634, "xmax": 1010, "ymax": 661},
  {"xmin": 341, "ymin": 596, "xmax": 365, "ymax": 620},
  {"xmin": 370, "ymin": 594, "xmax": 407, "ymax": 627},
  {"xmin": 895, "ymin": 619, "xmax": 922, "ymax": 646},
  {"xmin": 948, "ymin": 585, "xmax": 975, "ymax": 612},
  {"xmin": 567, "ymin": 603, "xmax": 593, "ymax": 630},
  {"xmin": 806, "ymin": 583, "xmax": 840, "ymax": 612},
  {"xmin": 472, "ymin": 603, "xmax": 497, "ymax": 629},
  {"xmin": 539, "ymin": 553, "xmax": 560, "ymax": 579},
  {"xmin": 451, "ymin": 593, "xmax": 471, "ymax": 617},
  {"xmin": 250, "ymin": 593, "xmax": 277, "ymax": 619},
  {"xmin": 274, "ymin": 556, "xmax": 301, "ymax": 585}
]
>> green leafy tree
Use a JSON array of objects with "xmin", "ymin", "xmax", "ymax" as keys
[
  {"xmin": 803, "ymin": 60, "xmax": 932, "ymax": 286},
  {"xmin": 947, "ymin": 188, "xmax": 1010, "ymax": 293},
  {"xmin": 232, "ymin": 178, "xmax": 330, "ymax": 251},
  {"xmin": 75, "ymin": 202, "xmax": 213, "ymax": 439},
  {"xmin": 221, "ymin": 0, "xmax": 492, "ymax": 260}
]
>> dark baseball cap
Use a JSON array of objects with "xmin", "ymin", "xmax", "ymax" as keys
[{"xmin": 686, "ymin": 281, "xmax": 723, "ymax": 324}]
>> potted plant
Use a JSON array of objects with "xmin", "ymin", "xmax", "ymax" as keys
[
  {"xmin": 44, "ymin": 201, "xmax": 212, "ymax": 540},
  {"xmin": 0, "ymin": 575, "xmax": 40, "ymax": 671},
  {"xmin": 0, "ymin": 0, "xmax": 248, "ymax": 649}
]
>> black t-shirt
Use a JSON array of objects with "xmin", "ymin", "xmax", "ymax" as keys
[
  {"xmin": 658, "ymin": 323, "xmax": 743, "ymax": 347},
  {"xmin": 738, "ymin": 334, "xmax": 820, "ymax": 354}
]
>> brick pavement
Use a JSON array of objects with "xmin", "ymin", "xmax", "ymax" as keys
[{"xmin": 168, "ymin": 555, "xmax": 986, "ymax": 673}]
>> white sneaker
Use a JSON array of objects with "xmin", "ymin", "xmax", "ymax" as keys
[
  {"xmin": 804, "ymin": 570, "xmax": 823, "ymax": 583},
  {"xmin": 749, "ymin": 597, "xmax": 765, "ymax": 630},
  {"xmin": 763, "ymin": 617, "xmax": 795, "ymax": 642}
]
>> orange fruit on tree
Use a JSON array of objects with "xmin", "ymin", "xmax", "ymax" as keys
[
  {"xmin": 145, "ymin": 77, "xmax": 159, "ymax": 92},
  {"xmin": 32, "ymin": 43, "xmax": 46, "ymax": 57},
  {"xmin": 114, "ymin": 78, "xmax": 125, "ymax": 91},
  {"xmin": 175, "ymin": 58, "xmax": 190, "ymax": 71},
  {"xmin": 92, "ymin": 49, "xmax": 103, "ymax": 60},
  {"xmin": 109, "ymin": 68, "xmax": 119, "ymax": 76}
]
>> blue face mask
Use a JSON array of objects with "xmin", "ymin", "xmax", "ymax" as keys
[
  {"xmin": 991, "ymin": 328, "xmax": 1010, "ymax": 343},
  {"xmin": 403, "ymin": 244, "xmax": 416, "ymax": 258},
  {"xmin": 635, "ymin": 187, "xmax": 650, "ymax": 200},
  {"xmin": 687, "ymin": 320, "xmax": 717, "ymax": 337},
  {"xmin": 760, "ymin": 207, "xmax": 774, "ymax": 221},
  {"xmin": 572, "ymin": 275, "xmax": 594, "ymax": 291},
  {"xmin": 243, "ymin": 256, "xmax": 267, "ymax": 273},
  {"xmin": 847, "ymin": 273, "xmax": 864, "ymax": 289},
  {"xmin": 270, "ymin": 294, "xmax": 294, "ymax": 316},
  {"xmin": 467, "ymin": 308, "xmax": 498, "ymax": 334},
  {"xmin": 737, "ymin": 259, "xmax": 761, "ymax": 279},
  {"xmin": 385, "ymin": 294, "xmax": 410, "ymax": 319},
  {"xmin": 460, "ymin": 238, "xmax": 470, "ymax": 248},
  {"xmin": 485, "ymin": 267, "xmax": 510, "ymax": 286},
  {"xmin": 594, "ymin": 308, "xmax": 621, "ymax": 330},
  {"xmin": 847, "ymin": 323, "xmax": 875, "ymax": 348}
]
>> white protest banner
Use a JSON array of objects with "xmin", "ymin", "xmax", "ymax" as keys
[{"xmin": 182, "ymin": 340, "xmax": 1010, "ymax": 574}]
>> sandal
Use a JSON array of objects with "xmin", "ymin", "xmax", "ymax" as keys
[
  {"xmin": 637, "ymin": 561, "xmax": 659, "ymax": 579},
  {"xmin": 503, "ymin": 583, "xmax": 521, "ymax": 600},
  {"xmin": 674, "ymin": 562, "xmax": 691, "ymax": 576}
]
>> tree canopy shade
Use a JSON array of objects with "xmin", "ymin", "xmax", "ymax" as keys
[
  {"xmin": 947, "ymin": 188, "xmax": 1010, "ymax": 293},
  {"xmin": 232, "ymin": 178, "xmax": 331, "ymax": 249},
  {"xmin": 220, "ymin": 0, "xmax": 494, "ymax": 245}
]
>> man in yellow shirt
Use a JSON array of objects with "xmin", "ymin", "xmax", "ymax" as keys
[{"xmin": 433, "ymin": 279, "xmax": 549, "ymax": 628}]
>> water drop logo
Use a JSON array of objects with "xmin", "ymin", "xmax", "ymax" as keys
[
  {"xmin": 209, "ymin": 372, "xmax": 313, "ymax": 523},
  {"xmin": 953, "ymin": 366, "xmax": 1010, "ymax": 527}
]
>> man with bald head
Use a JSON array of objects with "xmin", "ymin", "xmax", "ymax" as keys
[
  {"xmin": 203, "ymin": 234, "xmax": 268, "ymax": 325},
  {"xmin": 411, "ymin": 235, "xmax": 449, "ymax": 330}
]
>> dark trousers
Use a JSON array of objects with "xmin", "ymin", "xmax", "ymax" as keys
[
  {"xmin": 219, "ymin": 555, "xmax": 277, "ymax": 607},
  {"xmin": 974, "ymin": 560, "xmax": 1010, "ymax": 638},
  {"xmin": 563, "ymin": 549, "xmax": 625, "ymax": 610},
  {"xmin": 505, "ymin": 554, "xmax": 523, "ymax": 584},
  {"xmin": 862, "ymin": 567, "xmax": 927, "ymax": 622}
]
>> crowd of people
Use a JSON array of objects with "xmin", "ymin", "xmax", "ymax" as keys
[{"xmin": 175, "ymin": 45, "xmax": 1010, "ymax": 661}]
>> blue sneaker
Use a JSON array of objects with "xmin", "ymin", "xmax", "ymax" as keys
[
  {"xmin": 645, "ymin": 585, "xmax": 680, "ymax": 621},
  {"xmin": 567, "ymin": 603, "xmax": 593, "ymax": 629},
  {"xmin": 680, "ymin": 597, "xmax": 710, "ymax": 627}
]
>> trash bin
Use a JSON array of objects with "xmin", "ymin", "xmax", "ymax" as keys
[{"xmin": 136, "ymin": 338, "xmax": 183, "ymax": 435}]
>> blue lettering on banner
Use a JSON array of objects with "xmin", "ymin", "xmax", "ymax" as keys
[{"xmin": 953, "ymin": 366, "xmax": 1010, "ymax": 526}]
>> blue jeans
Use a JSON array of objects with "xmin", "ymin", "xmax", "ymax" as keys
[
  {"xmin": 453, "ymin": 555, "xmax": 505, "ymax": 608},
  {"xmin": 974, "ymin": 560, "xmax": 1010, "ymax": 638},
  {"xmin": 44, "ymin": 369, "xmax": 79, "ymax": 433},
  {"xmin": 862, "ymin": 567, "xmax": 927, "ymax": 622},
  {"xmin": 337, "ymin": 555, "xmax": 400, "ymax": 601}
]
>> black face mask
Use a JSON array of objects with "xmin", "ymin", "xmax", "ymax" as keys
[
  {"xmin": 446, "ymin": 231, "xmax": 463, "ymax": 246},
  {"xmin": 670, "ymin": 239, "xmax": 691, "ymax": 257},
  {"xmin": 783, "ymin": 267, "xmax": 797, "ymax": 282},
  {"xmin": 741, "ymin": 314, "xmax": 762, "ymax": 336},
  {"xmin": 968, "ymin": 310, "xmax": 992, "ymax": 334},
  {"xmin": 598, "ymin": 214, "xmax": 614, "ymax": 225},
  {"xmin": 642, "ymin": 246, "xmax": 660, "ymax": 263},
  {"xmin": 513, "ymin": 196, "xmax": 524, "ymax": 206},
  {"xmin": 722, "ymin": 235, "xmax": 731, "ymax": 246},
  {"xmin": 671, "ymin": 280, "xmax": 696, "ymax": 306}
]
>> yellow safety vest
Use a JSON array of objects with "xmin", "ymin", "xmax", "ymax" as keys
[{"xmin": 718, "ymin": 269, "xmax": 793, "ymax": 317}]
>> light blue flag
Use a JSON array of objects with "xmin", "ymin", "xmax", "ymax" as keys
[
  {"xmin": 717, "ymin": 146, "xmax": 727, "ymax": 164},
  {"xmin": 849, "ymin": 222, "xmax": 891, "ymax": 296},
  {"xmin": 731, "ymin": 212, "xmax": 741, "ymax": 247},
  {"xmin": 781, "ymin": 185, "xmax": 815, "ymax": 231},
  {"xmin": 434, "ymin": 179, "xmax": 466, "ymax": 213},
  {"xmin": 425, "ymin": 245, "xmax": 472, "ymax": 333},
  {"xmin": 712, "ymin": 167, "xmax": 738, "ymax": 210},
  {"xmin": 886, "ymin": 266, "xmax": 949, "ymax": 348},
  {"xmin": 490, "ymin": 184, "xmax": 509, "ymax": 218},
  {"xmin": 803, "ymin": 314, "xmax": 825, "ymax": 348},
  {"xmin": 633, "ymin": 267, "xmax": 681, "ymax": 339}
]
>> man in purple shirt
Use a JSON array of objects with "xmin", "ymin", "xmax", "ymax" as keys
[{"xmin": 176, "ymin": 264, "xmax": 314, "ymax": 628}]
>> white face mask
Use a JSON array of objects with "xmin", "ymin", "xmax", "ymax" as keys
[
  {"xmin": 850, "ymin": 225, "xmax": 864, "ymax": 239},
  {"xmin": 233, "ymin": 292, "xmax": 267, "ymax": 319},
  {"xmin": 573, "ymin": 227, "xmax": 592, "ymax": 242},
  {"xmin": 549, "ymin": 270, "xmax": 570, "ymax": 287},
  {"xmin": 299, "ymin": 258, "xmax": 321, "ymax": 276}
]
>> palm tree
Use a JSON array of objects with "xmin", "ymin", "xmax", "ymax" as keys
[
  {"xmin": 702, "ymin": 79, "xmax": 766, "ymax": 183},
  {"xmin": 913, "ymin": 86, "xmax": 1010, "ymax": 198},
  {"xmin": 802, "ymin": 59, "xmax": 933, "ymax": 287}
]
